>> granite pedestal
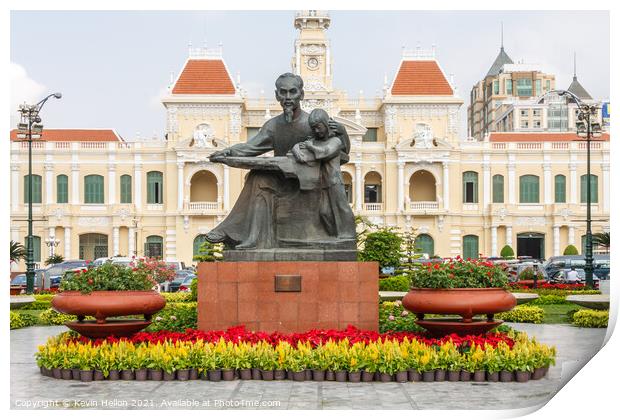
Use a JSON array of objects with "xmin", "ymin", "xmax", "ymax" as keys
[{"xmin": 197, "ymin": 261, "xmax": 379, "ymax": 333}]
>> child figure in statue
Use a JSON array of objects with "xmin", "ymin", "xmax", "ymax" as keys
[{"xmin": 291, "ymin": 108, "xmax": 356, "ymax": 240}]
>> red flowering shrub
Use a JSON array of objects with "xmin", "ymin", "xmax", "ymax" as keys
[
  {"xmin": 410, "ymin": 257, "xmax": 509, "ymax": 289},
  {"xmin": 72, "ymin": 325, "xmax": 515, "ymax": 351}
]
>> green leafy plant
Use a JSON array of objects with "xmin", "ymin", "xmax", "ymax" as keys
[
  {"xmin": 45, "ymin": 254, "xmax": 65, "ymax": 266},
  {"xmin": 148, "ymin": 303, "xmax": 197, "ymax": 332},
  {"xmin": 572, "ymin": 309, "xmax": 608, "ymax": 328},
  {"xmin": 38, "ymin": 308, "xmax": 82, "ymax": 325},
  {"xmin": 194, "ymin": 241, "xmax": 223, "ymax": 262},
  {"xmin": 518, "ymin": 267, "xmax": 544, "ymax": 281},
  {"xmin": 409, "ymin": 258, "xmax": 509, "ymax": 289},
  {"xmin": 379, "ymin": 301, "xmax": 425, "ymax": 333},
  {"xmin": 379, "ymin": 275, "xmax": 410, "ymax": 292},
  {"xmin": 10, "ymin": 240, "xmax": 26, "ymax": 263},
  {"xmin": 591, "ymin": 232, "xmax": 610, "ymax": 251},
  {"xmin": 563, "ymin": 245, "xmax": 579, "ymax": 255},
  {"xmin": 60, "ymin": 262, "xmax": 157, "ymax": 294},
  {"xmin": 500, "ymin": 245, "xmax": 515, "ymax": 259},
  {"xmin": 10, "ymin": 311, "xmax": 38, "ymax": 329},
  {"xmin": 358, "ymin": 227, "xmax": 403, "ymax": 271},
  {"xmin": 189, "ymin": 277, "xmax": 198, "ymax": 302},
  {"xmin": 524, "ymin": 295, "xmax": 568, "ymax": 305},
  {"xmin": 496, "ymin": 306, "xmax": 544, "ymax": 324}
]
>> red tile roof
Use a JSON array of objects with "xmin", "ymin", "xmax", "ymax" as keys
[
  {"xmin": 490, "ymin": 132, "xmax": 610, "ymax": 142},
  {"xmin": 172, "ymin": 59, "xmax": 236, "ymax": 95},
  {"xmin": 10, "ymin": 129, "xmax": 122, "ymax": 142},
  {"xmin": 391, "ymin": 60, "xmax": 453, "ymax": 96}
]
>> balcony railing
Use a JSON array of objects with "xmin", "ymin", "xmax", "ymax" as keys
[
  {"xmin": 186, "ymin": 201, "xmax": 219, "ymax": 211},
  {"xmin": 364, "ymin": 203, "xmax": 383, "ymax": 212},
  {"xmin": 408, "ymin": 201, "xmax": 439, "ymax": 211}
]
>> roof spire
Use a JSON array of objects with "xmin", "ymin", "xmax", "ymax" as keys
[
  {"xmin": 573, "ymin": 51, "xmax": 577, "ymax": 78},
  {"xmin": 501, "ymin": 21, "xmax": 504, "ymax": 49}
]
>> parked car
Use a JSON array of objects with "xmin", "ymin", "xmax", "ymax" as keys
[
  {"xmin": 169, "ymin": 274, "xmax": 196, "ymax": 292},
  {"xmin": 507, "ymin": 262, "xmax": 548, "ymax": 283},
  {"xmin": 90, "ymin": 257, "xmax": 134, "ymax": 267},
  {"xmin": 543, "ymin": 255, "xmax": 610, "ymax": 280},
  {"xmin": 159, "ymin": 269, "xmax": 192, "ymax": 292},
  {"xmin": 39, "ymin": 260, "xmax": 87, "ymax": 290},
  {"xmin": 551, "ymin": 268, "xmax": 600, "ymax": 284},
  {"xmin": 10, "ymin": 270, "xmax": 46, "ymax": 292}
]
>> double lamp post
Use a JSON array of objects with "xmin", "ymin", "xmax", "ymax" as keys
[{"xmin": 15, "ymin": 93, "xmax": 62, "ymax": 294}]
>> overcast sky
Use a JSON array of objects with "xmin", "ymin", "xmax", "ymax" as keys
[{"xmin": 10, "ymin": 10, "xmax": 610, "ymax": 140}]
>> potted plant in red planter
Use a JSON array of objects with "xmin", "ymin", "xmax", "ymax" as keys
[
  {"xmin": 51, "ymin": 259, "xmax": 167, "ymax": 338},
  {"xmin": 402, "ymin": 257, "xmax": 516, "ymax": 336}
]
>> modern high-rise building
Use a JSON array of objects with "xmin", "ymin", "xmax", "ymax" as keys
[{"xmin": 10, "ymin": 11, "xmax": 610, "ymax": 271}]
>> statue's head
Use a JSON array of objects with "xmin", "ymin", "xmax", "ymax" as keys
[
  {"xmin": 275, "ymin": 73, "xmax": 304, "ymax": 122},
  {"xmin": 308, "ymin": 108, "xmax": 331, "ymax": 140}
]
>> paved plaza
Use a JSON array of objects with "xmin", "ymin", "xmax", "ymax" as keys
[{"xmin": 11, "ymin": 324, "xmax": 606, "ymax": 410}]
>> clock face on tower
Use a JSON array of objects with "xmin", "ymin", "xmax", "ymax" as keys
[{"xmin": 307, "ymin": 57, "xmax": 319, "ymax": 70}]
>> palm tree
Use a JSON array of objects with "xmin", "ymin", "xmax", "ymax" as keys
[
  {"xmin": 591, "ymin": 232, "xmax": 610, "ymax": 251},
  {"xmin": 10, "ymin": 240, "xmax": 25, "ymax": 263}
]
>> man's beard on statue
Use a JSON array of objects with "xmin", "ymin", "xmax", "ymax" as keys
[{"xmin": 283, "ymin": 106, "xmax": 295, "ymax": 123}]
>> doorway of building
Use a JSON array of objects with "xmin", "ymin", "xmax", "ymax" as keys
[
  {"xmin": 79, "ymin": 233, "xmax": 109, "ymax": 261},
  {"xmin": 517, "ymin": 232, "xmax": 545, "ymax": 260}
]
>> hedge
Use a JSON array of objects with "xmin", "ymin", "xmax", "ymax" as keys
[
  {"xmin": 496, "ymin": 306, "xmax": 544, "ymax": 324},
  {"xmin": 147, "ymin": 302, "xmax": 198, "ymax": 332},
  {"xmin": 572, "ymin": 310, "xmax": 609, "ymax": 328},
  {"xmin": 10, "ymin": 311, "xmax": 38, "ymax": 329},
  {"xmin": 379, "ymin": 275, "xmax": 410, "ymax": 292},
  {"xmin": 38, "ymin": 308, "xmax": 81, "ymax": 325},
  {"xmin": 524, "ymin": 295, "xmax": 568, "ymax": 305},
  {"xmin": 160, "ymin": 292, "xmax": 193, "ymax": 303}
]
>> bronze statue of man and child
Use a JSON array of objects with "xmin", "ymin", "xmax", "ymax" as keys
[{"xmin": 206, "ymin": 73, "xmax": 356, "ymax": 260}]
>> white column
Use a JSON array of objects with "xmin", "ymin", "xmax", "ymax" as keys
[
  {"xmin": 113, "ymin": 227, "xmax": 120, "ymax": 256},
  {"xmin": 134, "ymin": 160, "xmax": 143, "ymax": 210},
  {"xmin": 491, "ymin": 226, "xmax": 498, "ymax": 257},
  {"xmin": 482, "ymin": 160, "xmax": 491, "ymax": 207},
  {"xmin": 553, "ymin": 225, "xmax": 560, "ymax": 256},
  {"xmin": 397, "ymin": 163, "xmax": 404, "ymax": 212},
  {"xmin": 568, "ymin": 226, "xmax": 575, "ymax": 245},
  {"xmin": 602, "ymin": 162, "xmax": 610, "ymax": 212},
  {"xmin": 128, "ymin": 227, "xmax": 136, "ymax": 257},
  {"xmin": 64, "ymin": 227, "xmax": 71, "ymax": 259},
  {"xmin": 543, "ymin": 162, "xmax": 552, "ymax": 204},
  {"xmin": 108, "ymin": 163, "xmax": 116, "ymax": 205},
  {"xmin": 506, "ymin": 226, "xmax": 513, "ymax": 247},
  {"xmin": 507, "ymin": 161, "xmax": 516, "ymax": 205},
  {"xmin": 177, "ymin": 162, "xmax": 184, "ymax": 211},
  {"xmin": 355, "ymin": 163, "xmax": 363, "ymax": 212},
  {"xmin": 45, "ymin": 163, "xmax": 54, "ymax": 205},
  {"xmin": 442, "ymin": 162, "xmax": 450, "ymax": 210},
  {"xmin": 11, "ymin": 163, "xmax": 19, "ymax": 211},
  {"xmin": 223, "ymin": 165, "xmax": 230, "ymax": 211},
  {"xmin": 569, "ymin": 162, "xmax": 577, "ymax": 204},
  {"xmin": 71, "ymin": 163, "xmax": 80, "ymax": 205}
]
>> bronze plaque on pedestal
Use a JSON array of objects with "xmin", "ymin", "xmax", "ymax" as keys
[{"xmin": 274, "ymin": 275, "xmax": 302, "ymax": 292}]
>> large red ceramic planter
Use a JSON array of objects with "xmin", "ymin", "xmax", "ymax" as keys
[
  {"xmin": 52, "ymin": 291, "xmax": 166, "ymax": 338},
  {"xmin": 402, "ymin": 288, "xmax": 517, "ymax": 336}
]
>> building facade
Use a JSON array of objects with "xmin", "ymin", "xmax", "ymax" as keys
[{"xmin": 10, "ymin": 11, "xmax": 610, "ymax": 269}]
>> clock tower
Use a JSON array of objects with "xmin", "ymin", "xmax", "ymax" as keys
[{"xmin": 292, "ymin": 10, "xmax": 333, "ymax": 93}]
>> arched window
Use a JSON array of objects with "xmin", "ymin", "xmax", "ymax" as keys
[
  {"xmin": 519, "ymin": 175, "xmax": 540, "ymax": 203},
  {"xmin": 145, "ymin": 235, "xmax": 163, "ymax": 259},
  {"xmin": 462, "ymin": 171, "xmax": 478, "ymax": 203},
  {"xmin": 415, "ymin": 234, "xmax": 435, "ymax": 257},
  {"xmin": 147, "ymin": 171, "xmax": 164, "ymax": 204},
  {"xmin": 580, "ymin": 174, "xmax": 598, "ymax": 203},
  {"xmin": 463, "ymin": 235, "xmax": 479, "ymax": 260},
  {"xmin": 555, "ymin": 175, "xmax": 566, "ymax": 203},
  {"xmin": 23, "ymin": 174, "xmax": 42, "ymax": 204},
  {"xmin": 342, "ymin": 172, "xmax": 353, "ymax": 204},
  {"xmin": 24, "ymin": 235, "xmax": 41, "ymax": 262},
  {"xmin": 84, "ymin": 175, "xmax": 104, "ymax": 203},
  {"xmin": 492, "ymin": 174, "xmax": 504, "ymax": 203},
  {"xmin": 120, "ymin": 175, "xmax": 132, "ymax": 204},
  {"xmin": 56, "ymin": 175, "xmax": 68, "ymax": 204},
  {"xmin": 364, "ymin": 172, "xmax": 382, "ymax": 203},
  {"xmin": 193, "ymin": 234, "xmax": 209, "ymax": 260}
]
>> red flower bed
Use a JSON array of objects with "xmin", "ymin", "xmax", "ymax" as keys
[
  {"xmin": 72, "ymin": 325, "xmax": 514, "ymax": 350},
  {"xmin": 510, "ymin": 281, "xmax": 589, "ymax": 290}
]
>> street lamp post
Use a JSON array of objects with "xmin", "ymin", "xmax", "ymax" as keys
[
  {"xmin": 545, "ymin": 90, "xmax": 602, "ymax": 288},
  {"xmin": 16, "ymin": 93, "xmax": 62, "ymax": 294},
  {"xmin": 45, "ymin": 236, "xmax": 61, "ymax": 260}
]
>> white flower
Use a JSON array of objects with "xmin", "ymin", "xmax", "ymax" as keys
[
  {"xmin": 169, "ymin": 315, "xmax": 177, "ymax": 320},
  {"xmin": 388, "ymin": 315, "xmax": 395, "ymax": 321},
  {"xmin": 155, "ymin": 316, "xmax": 163, "ymax": 321},
  {"xmin": 401, "ymin": 310, "xmax": 409, "ymax": 317},
  {"xmin": 394, "ymin": 300, "xmax": 402, "ymax": 306}
]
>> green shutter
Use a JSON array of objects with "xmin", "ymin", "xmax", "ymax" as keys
[
  {"xmin": 120, "ymin": 175, "xmax": 132, "ymax": 203},
  {"xmin": 506, "ymin": 79, "xmax": 513, "ymax": 95},
  {"xmin": 84, "ymin": 175, "xmax": 104, "ymax": 204},
  {"xmin": 581, "ymin": 175, "xmax": 598, "ymax": 203},
  {"xmin": 57, "ymin": 175, "xmax": 68, "ymax": 203},
  {"xmin": 492, "ymin": 175, "xmax": 504, "ymax": 203},
  {"xmin": 145, "ymin": 235, "xmax": 163, "ymax": 258},
  {"xmin": 25, "ymin": 236, "xmax": 41, "ymax": 262},
  {"xmin": 463, "ymin": 235, "xmax": 479, "ymax": 260},
  {"xmin": 362, "ymin": 128, "xmax": 378, "ymax": 142},
  {"xmin": 554, "ymin": 175, "xmax": 566, "ymax": 203},
  {"xmin": 462, "ymin": 172, "xmax": 478, "ymax": 203},
  {"xmin": 414, "ymin": 234, "xmax": 434, "ymax": 257},
  {"xmin": 519, "ymin": 175, "xmax": 540, "ymax": 203},
  {"xmin": 147, "ymin": 171, "xmax": 163, "ymax": 204},
  {"xmin": 23, "ymin": 175, "xmax": 42, "ymax": 204}
]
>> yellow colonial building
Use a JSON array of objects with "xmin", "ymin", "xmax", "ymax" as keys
[{"xmin": 9, "ymin": 10, "xmax": 610, "ymax": 269}]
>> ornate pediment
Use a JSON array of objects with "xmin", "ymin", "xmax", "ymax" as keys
[
  {"xmin": 394, "ymin": 134, "xmax": 452, "ymax": 151},
  {"xmin": 331, "ymin": 115, "xmax": 367, "ymax": 137}
]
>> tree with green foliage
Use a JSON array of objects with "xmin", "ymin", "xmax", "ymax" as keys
[
  {"xmin": 500, "ymin": 245, "xmax": 515, "ymax": 259},
  {"xmin": 45, "ymin": 254, "xmax": 64, "ymax": 266},
  {"xmin": 10, "ymin": 240, "xmax": 25, "ymax": 264},
  {"xmin": 400, "ymin": 227, "xmax": 419, "ymax": 265},
  {"xmin": 592, "ymin": 232, "xmax": 610, "ymax": 251},
  {"xmin": 563, "ymin": 245, "xmax": 579, "ymax": 255},
  {"xmin": 358, "ymin": 226, "xmax": 403, "ymax": 271},
  {"xmin": 194, "ymin": 241, "xmax": 223, "ymax": 262}
]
